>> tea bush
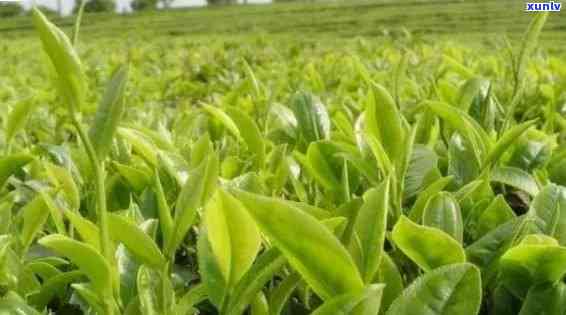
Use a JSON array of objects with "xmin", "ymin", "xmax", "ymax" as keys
[{"xmin": 0, "ymin": 7, "xmax": 565, "ymax": 315}]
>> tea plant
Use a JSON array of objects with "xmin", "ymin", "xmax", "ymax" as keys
[{"xmin": 0, "ymin": 7, "xmax": 565, "ymax": 315}]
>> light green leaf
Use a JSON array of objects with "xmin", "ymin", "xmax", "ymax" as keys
[
  {"xmin": 204, "ymin": 189, "xmax": 261, "ymax": 287},
  {"xmin": 385, "ymin": 263, "xmax": 481, "ymax": 315},
  {"xmin": 20, "ymin": 194, "xmax": 50, "ymax": 251},
  {"xmin": 38, "ymin": 234, "xmax": 111, "ymax": 294},
  {"xmin": 32, "ymin": 7, "xmax": 85, "ymax": 110},
  {"xmin": 0, "ymin": 153, "xmax": 34, "ymax": 188},
  {"xmin": 62, "ymin": 208, "xmax": 100, "ymax": 250},
  {"xmin": 119, "ymin": 127, "xmax": 159, "ymax": 167},
  {"xmin": 268, "ymin": 272, "xmax": 301, "ymax": 315},
  {"xmin": 167, "ymin": 154, "xmax": 218, "ymax": 256},
  {"xmin": 475, "ymin": 195, "xmax": 516, "ymax": 237},
  {"xmin": 232, "ymin": 189, "xmax": 364, "ymax": 300},
  {"xmin": 500, "ymin": 234, "xmax": 566, "ymax": 298},
  {"xmin": 0, "ymin": 291, "xmax": 42, "ymax": 315},
  {"xmin": 153, "ymin": 170, "xmax": 174, "ymax": 249},
  {"xmin": 365, "ymin": 83, "xmax": 405, "ymax": 165},
  {"xmin": 392, "ymin": 216, "xmax": 466, "ymax": 272},
  {"xmin": 89, "ymin": 65, "xmax": 128, "ymax": 159},
  {"xmin": 427, "ymin": 101, "xmax": 488, "ymax": 163},
  {"xmin": 483, "ymin": 120, "xmax": 537, "ymax": 170},
  {"xmin": 422, "ymin": 192, "xmax": 463, "ymax": 243},
  {"xmin": 175, "ymin": 284, "xmax": 207, "ymax": 315},
  {"xmin": 226, "ymin": 248, "xmax": 286, "ymax": 315},
  {"xmin": 198, "ymin": 227, "xmax": 228, "ymax": 308},
  {"xmin": 374, "ymin": 253, "xmax": 403, "ymax": 313},
  {"xmin": 312, "ymin": 284, "xmax": 385, "ymax": 315},
  {"xmin": 250, "ymin": 292, "xmax": 269, "ymax": 315},
  {"xmin": 44, "ymin": 162, "xmax": 80, "ymax": 212},
  {"xmin": 290, "ymin": 91, "xmax": 330, "ymax": 143},
  {"xmin": 5, "ymin": 99, "xmax": 37, "ymax": 147},
  {"xmin": 202, "ymin": 104, "xmax": 241, "ymax": 140},
  {"xmin": 408, "ymin": 176, "xmax": 453, "ymax": 222},
  {"xmin": 226, "ymin": 107, "xmax": 265, "ymax": 169},
  {"xmin": 108, "ymin": 213, "xmax": 165, "ymax": 269},
  {"xmin": 491, "ymin": 166, "xmax": 540, "ymax": 196},
  {"xmin": 355, "ymin": 180, "xmax": 389, "ymax": 283},
  {"xmin": 526, "ymin": 184, "xmax": 566, "ymax": 244}
]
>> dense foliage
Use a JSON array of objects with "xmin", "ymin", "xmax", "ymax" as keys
[{"xmin": 1, "ymin": 6, "xmax": 565, "ymax": 315}]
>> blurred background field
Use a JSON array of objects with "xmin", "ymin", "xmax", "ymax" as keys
[{"xmin": 0, "ymin": 0, "xmax": 565, "ymax": 46}]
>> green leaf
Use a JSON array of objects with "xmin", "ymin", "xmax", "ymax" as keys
[
  {"xmin": 114, "ymin": 162, "xmax": 151, "ymax": 192},
  {"xmin": 385, "ymin": 263, "xmax": 481, "ymax": 315},
  {"xmin": 119, "ymin": 127, "xmax": 159, "ymax": 166},
  {"xmin": 175, "ymin": 284, "xmax": 207, "ymax": 315},
  {"xmin": 448, "ymin": 134, "xmax": 480, "ymax": 187},
  {"xmin": 365, "ymin": 83, "xmax": 405, "ymax": 165},
  {"xmin": 202, "ymin": 104, "xmax": 241, "ymax": 140},
  {"xmin": 232, "ymin": 189, "xmax": 364, "ymax": 300},
  {"xmin": 225, "ymin": 107, "xmax": 265, "ymax": 169},
  {"xmin": 290, "ymin": 91, "xmax": 330, "ymax": 143},
  {"xmin": 0, "ymin": 291, "xmax": 42, "ymax": 315},
  {"xmin": 250, "ymin": 292, "xmax": 269, "ymax": 315},
  {"xmin": 483, "ymin": 120, "xmax": 537, "ymax": 170},
  {"xmin": 500, "ymin": 234, "xmax": 566, "ymax": 298},
  {"xmin": 0, "ymin": 153, "xmax": 34, "ymax": 188},
  {"xmin": 266, "ymin": 104, "xmax": 297, "ymax": 141},
  {"xmin": 392, "ymin": 216, "xmax": 466, "ymax": 272},
  {"xmin": 72, "ymin": 283, "xmax": 105, "ymax": 314},
  {"xmin": 374, "ymin": 253, "xmax": 403, "ymax": 313},
  {"xmin": 491, "ymin": 166, "xmax": 540, "ymax": 196},
  {"xmin": 466, "ymin": 217, "xmax": 522, "ymax": 269},
  {"xmin": 198, "ymin": 227, "xmax": 228, "ymax": 308},
  {"xmin": 355, "ymin": 180, "xmax": 389, "ymax": 283},
  {"xmin": 5, "ymin": 99, "xmax": 37, "ymax": 147},
  {"xmin": 456, "ymin": 77, "xmax": 487, "ymax": 112},
  {"xmin": 44, "ymin": 162, "xmax": 80, "ymax": 212},
  {"xmin": 137, "ymin": 266, "xmax": 160, "ymax": 315},
  {"xmin": 226, "ymin": 248, "xmax": 286, "ymax": 315},
  {"xmin": 268, "ymin": 272, "xmax": 301, "ymax": 315},
  {"xmin": 108, "ymin": 213, "xmax": 165, "ymax": 268},
  {"xmin": 20, "ymin": 194, "xmax": 50, "ymax": 251},
  {"xmin": 89, "ymin": 65, "xmax": 128, "ymax": 159},
  {"xmin": 62, "ymin": 208, "xmax": 100, "ymax": 250},
  {"xmin": 28, "ymin": 270, "xmax": 84, "ymax": 309},
  {"xmin": 311, "ymin": 284, "xmax": 385, "ymax": 315},
  {"xmin": 408, "ymin": 176, "xmax": 453, "ymax": 222},
  {"xmin": 403, "ymin": 145, "xmax": 438, "ymax": 199},
  {"xmin": 515, "ymin": 12, "xmax": 549, "ymax": 98},
  {"xmin": 203, "ymin": 190, "xmax": 261, "ymax": 288},
  {"xmin": 422, "ymin": 192, "xmax": 463, "ymax": 243},
  {"xmin": 153, "ymin": 170, "xmax": 174, "ymax": 249},
  {"xmin": 167, "ymin": 154, "xmax": 218, "ymax": 256},
  {"xmin": 38, "ymin": 234, "xmax": 111, "ymax": 295},
  {"xmin": 475, "ymin": 195, "xmax": 516, "ymax": 237},
  {"xmin": 305, "ymin": 141, "xmax": 342, "ymax": 191},
  {"xmin": 32, "ymin": 7, "xmax": 85, "ymax": 110},
  {"xmin": 526, "ymin": 184, "xmax": 566, "ymax": 244},
  {"xmin": 427, "ymin": 101, "xmax": 488, "ymax": 163},
  {"xmin": 519, "ymin": 283, "xmax": 566, "ymax": 315}
]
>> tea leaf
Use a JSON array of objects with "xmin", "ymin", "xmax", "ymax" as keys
[
  {"xmin": 89, "ymin": 65, "xmax": 129, "ymax": 159},
  {"xmin": 385, "ymin": 263, "xmax": 481, "ymax": 315},
  {"xmin": 232, "ymin": 189, "xmax": 364, "ymax": 299},
  {"xmin": 392, "ymin": 216, "xmax": 466, "ymax": 272}
]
